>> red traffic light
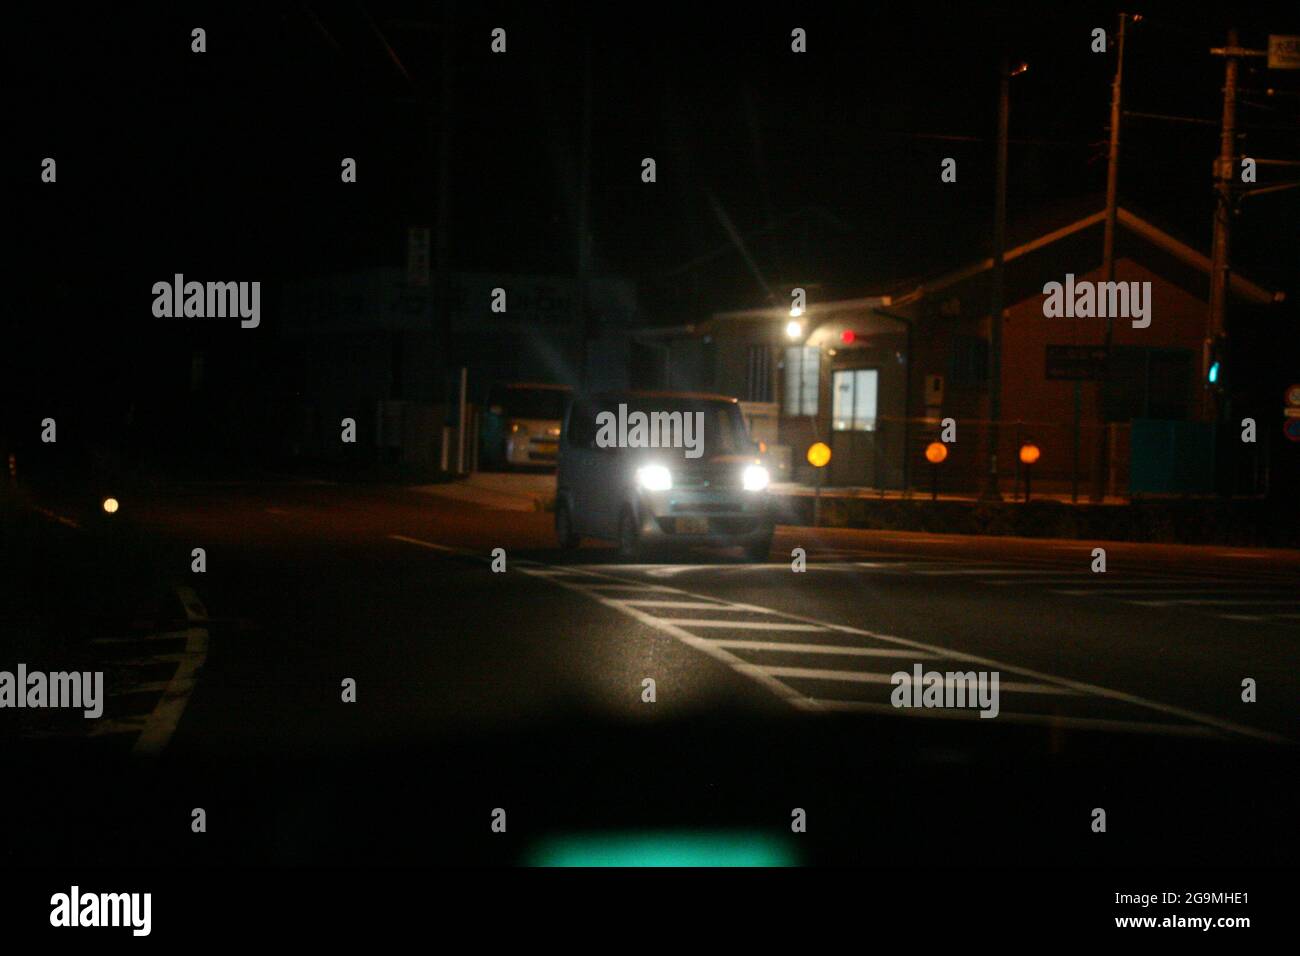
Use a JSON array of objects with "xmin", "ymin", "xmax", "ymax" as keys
[{"xmin": 840, "ymin": 330, "xmax": 856, "ymax": 344}]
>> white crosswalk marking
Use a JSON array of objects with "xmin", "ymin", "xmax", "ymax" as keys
[
  {"xmin": 520, "ymin": 563, "xmax": 1288, "ymax": 742},
  {"xmin": 583, "ymin": 583, "xmax": 678, "ymax": 592},
  {"xmin": 668, "ymin": 619, "xmax": 827, "ymax": 631},
  {"xmin": 756, "ymin": 667, "xmax": 1079, "ymax": 695},
  {"xmin": 708, "ymin": 640, "xmax": 929, "ymax": 658},
  {"xmin": 621, "ymin": 599, "xmax": 753, "ymax": 610},
  {"xmin": 590, "ymin": 548, "xmax": 1299, "ymax": 624}
]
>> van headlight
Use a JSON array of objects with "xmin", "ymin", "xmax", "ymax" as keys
[
  {"xmin": 637, "ymin": 465, "xmax": 673, "ymax": 491},
  {"xmin": 742, "ymin": 464, "xmax": 770, "ymax": 491}
]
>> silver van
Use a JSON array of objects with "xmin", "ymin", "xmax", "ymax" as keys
[{"xmin": 555, "ymin": 391, "xmax": 774, "ymax": 560}]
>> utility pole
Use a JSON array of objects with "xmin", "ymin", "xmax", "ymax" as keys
[
  {"xmin": 982, "ymin": 56, "xmax": 1017, "ymax": 501},
  {"xmin": 1207, "ymin": 27, "xmax": 1241, "ymax": 424},
  {"xmin": 1095, "ymin": 11, "xmax": 1131, "ymax": 502},
  {"xmin": 576, "ymin": 30, "xmax": 593, "ymax": 390},
  {"xmin": 1101, "ymin": 14, "xmax": 1130, "ymax": 288},
  {"xmin": 434, "ymin": 2, "xmax": 454, "ymax": 418}
]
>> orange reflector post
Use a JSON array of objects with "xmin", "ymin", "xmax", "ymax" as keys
[
  {"xmin": 806, "ymin": 442, "xmax": 831, "ymax": 468},
  {"xmin": 924, "ymin": 442, "xmax": 948, "ymax": 464}
]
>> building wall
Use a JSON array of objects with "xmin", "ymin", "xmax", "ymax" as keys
[
  {"xmin": 999, "ymin": 257, "xmax": 1206, "ymax": 428},
  {"xmin": 279, "ymin": 267, "xmax": 638, "ymax": 463}
]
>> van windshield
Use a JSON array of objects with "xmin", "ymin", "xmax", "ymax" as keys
[{"xmin": 570, "ymin": 397, "xmax": 756, "ymax": 459}]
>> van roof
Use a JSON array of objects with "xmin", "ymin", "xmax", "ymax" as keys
[{"xmin": 592, "ymin": 390, "xmax": 739, "ymax": 403}]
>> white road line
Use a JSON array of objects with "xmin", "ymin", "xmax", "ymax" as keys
[
  {"xmin": 522, "ymin": 572, "xmax": 822, "ymax": 711},
  {"xmin": 133, "ymin": 625, "xmax": 208, "ymax": 757},
  {"xmin": 118, "ymin": 651, "xmax": 207, "ymax": 666},
  {"xmin": 1053, "ymin": 588, "xmax": 1288, "ymax": 596},
  {"xmin": 176, "ymin": 585, "xmax": 210, "ymax": 623},
  {"xmin": 90, "ymin": 716, "xmax": 149, "ymax": 738},
  {"xmin": 1129, "ymin": 598, "xmax": 1300, "ymax": 607},
  {"xmin": 911, "ymin": 568, "xmax": 1054, "ymax": 576},
  {"xmin": 90, "ymin": 635, "xmax": 186, "ymax": 646},
  {"xmin": 817, "ymin": 701, "xmax": 1222, "ymax": 738},
  {"xmin": 989, "ymin": 578, "xmax": 1246, "ymax": 587},
  {"xmin": 669, "ymin": 619, "xmax": 827, "ymax": 631},
  {"xmin": 620, "ymin": 600, "xmax": 748, "ymax": 610},
  {"xmin": 583, "ymin": 583, "xmax": 679, "ymax": 592},
  {"xmin": 522, "ymin": 564, "xmax": 1287, "ymax": 743},
  {"xmin": 707, "ymin": 640, "xmax": 930, "ymax": 658},
  {"xmin": 1218, "ymin": 612, "xmax": 1300, "ymax": 621},
  {"xmin": 756, "ymin": 667, "xmax": 1079, "ymax": 695},
  {"xmin": 110, "ymin": 681, "xmax": 171, "ymax": 696},
  {"xmin": 388, "ymin": 534, "xmax": 456, "ymax": 551}
]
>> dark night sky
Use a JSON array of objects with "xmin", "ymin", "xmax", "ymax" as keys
[{"xmin": 5, "ymin": 0, "xmax": 1298, "ymax": 442}]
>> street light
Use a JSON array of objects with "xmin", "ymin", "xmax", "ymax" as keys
[{"xmin": 785, "ymin": 320, "xmax": 803, "ymax": 340}]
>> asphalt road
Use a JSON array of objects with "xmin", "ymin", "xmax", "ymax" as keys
[{"xmin": 5, "ymin": 477, "xmax": 1298, "ymax": 867}]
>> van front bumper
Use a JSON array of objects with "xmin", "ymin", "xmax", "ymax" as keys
[{"xmin": 634, "ymin": 490, "xmax": 774, "ymax": 546}]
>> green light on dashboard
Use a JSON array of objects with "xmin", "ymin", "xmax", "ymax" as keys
[{"xmin": 525, "ymin": 831, "xmax": 798, "ymax": 867}]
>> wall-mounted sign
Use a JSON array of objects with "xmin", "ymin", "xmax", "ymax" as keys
[
  {"xmin": 1046, "ymin": 345, "xmax": 1108, "ymax": 381},
  {"xmin": 1268, "ymin": 35, "xmax": 1300, "ymax": 70}
]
